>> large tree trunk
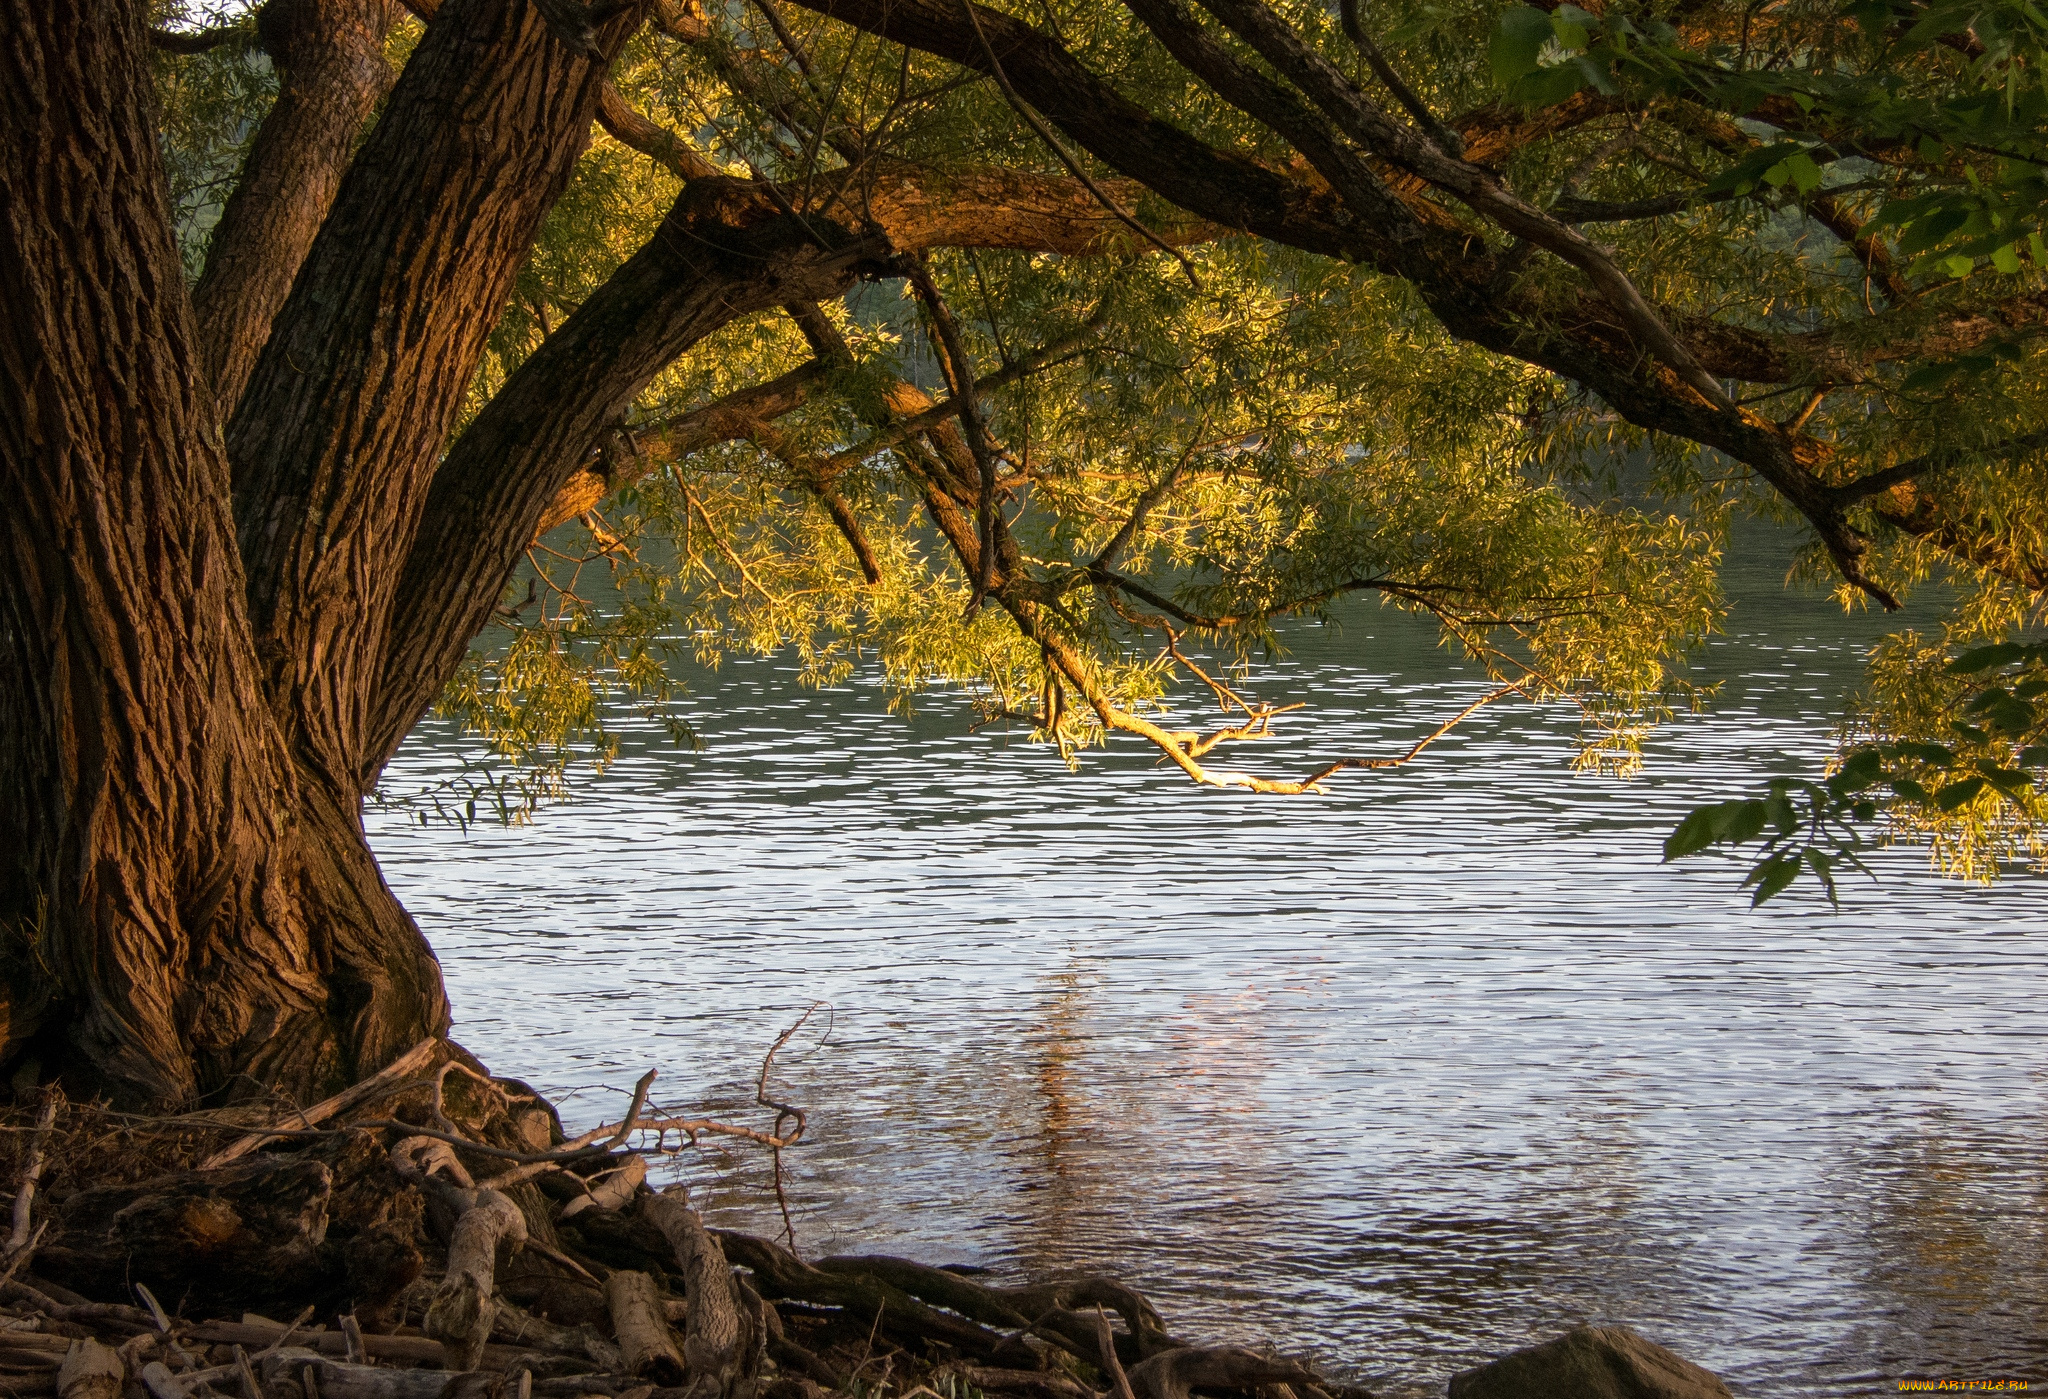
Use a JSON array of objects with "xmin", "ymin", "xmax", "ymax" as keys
[{"xmin": 0, "ymin": 0, "xmax": 447, "ymax": 1108}]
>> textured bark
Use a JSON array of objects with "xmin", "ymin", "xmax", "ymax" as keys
[
  {"xmin": 227, "ymin": 0, "xmax": 647, "ymax": 813},
  {"xmin": 0, "ymin": 0, "xmax": 447, "ymax": 1106},
  {"xmin": 536, "ymin": 363, "xmax": 829, "ymax": 538},
  {"xmin": 605, "ymin": 1270, "xmax": 685, "ymax": 1385},
  {"xmin": 190, "ymin": 0, "xmax": 398, "ymax": 416}
]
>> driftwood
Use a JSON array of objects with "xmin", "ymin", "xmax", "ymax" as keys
[
  {"xmin": 601, "ymin": 1274, "xmax": 680, "ymax": 1387},
  {"xmin": 201, "ymin": 1043, "xmax": 443, "ymax": 1170},
  {"xmin": 558, "ymin": 1160, "xmax": 645, "ymax": 1223},
  {"xmin": 54, "ymin": 1340, "xmax": 121, "ymax": 1399},
  {"xmin": 1124, "ymin": 1348, "xmax": 1323, "ymax": 1399},
  {"xmin": 642, "ymin": 1193, "xmax": 749, "ymax": 1396},
  {"xmin": 259, "ymin": 1355, "xmax": 497, "ymax": 1399},
  {"xmin": 0, "ymin": 1049, "xmax": 1380, "ymax": 1399},
  {"xmin": 6, "ymin": 1098, "xmax": 58, "ymax": 1265},
  {"xmin": 37, "ymin": 1155, "xmax": 335, "ymax": 1307}
]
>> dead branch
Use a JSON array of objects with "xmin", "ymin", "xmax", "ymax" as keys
[
  {"xmin": 602, "ymin": 1273, "xmax": 682, "ymax": 1386},
  {"xmin": 390, "ymin": 1138, "xmax": 527, "ymax": 1370},
  {"xmin": 644, "ymin": 1192, "xmax": 750, "ymax": 1397},
  {"xmin": 7, "ymin": 1095, "xmax": 58, "ymax": 1257},
  {"xmin": 55, "ymin": 1340, "xmax": 122, "ymax": 1399},
  {"xmin": 201, "ymin": 1041, "xmax": 440, "ymax": 1169}
]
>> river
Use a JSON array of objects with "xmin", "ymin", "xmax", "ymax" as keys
[{"xmin": 366, "ymin": 540, "xmax": 2047, "ymax": 1396}]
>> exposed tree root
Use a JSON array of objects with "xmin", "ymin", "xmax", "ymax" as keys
[{"xmin": 0, "ymin": 1045, "xmax": 1376, "ymax": 1399}]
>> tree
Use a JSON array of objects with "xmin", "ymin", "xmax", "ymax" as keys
[{"xmin": 3, "ymin": 0, "xmax": 2042, "ymax": 1108}]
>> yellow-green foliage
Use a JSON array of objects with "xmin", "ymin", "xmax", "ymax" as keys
[{"xmin": 151, "ymin": 0, "xmax": 2048, "ymax": 877}]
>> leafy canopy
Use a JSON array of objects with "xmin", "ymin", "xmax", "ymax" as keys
[{"xmin": 155, "ymin": 0, "xmax": 2048, "ymax": 892}]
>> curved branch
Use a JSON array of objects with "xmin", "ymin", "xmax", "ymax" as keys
[{"xmin": 148, "ymin": 22, "xmax": 252, "ymax": 53}]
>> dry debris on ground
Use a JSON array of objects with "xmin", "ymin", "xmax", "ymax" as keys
[{"xmin": 0, "ymin": 1040, "xmax": 1375, "ymax": 1399}]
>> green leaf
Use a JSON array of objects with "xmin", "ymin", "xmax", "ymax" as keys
[
  {"xmin": 1491, "ymin": 5, "xmax": 1556, "ymax": 87},
  {"xmin": 1746, "ymin": 852, "xmax": 1803, "ymax": 906},
  {"xmin": 1513, "ymin": 60, "xmax": 1592, "ymax": 105},
  {"xmin": 1977, "ymin": 763, "xmax": 2034, "ymax": 797},
  {"xmin": 2018, "ymin": 744, "xmax": 2048, "ymax": 768},
  {"xmin": 1665, "ymin": 799, "xmax": 1748, "ymax": 858},
  {"xmin": 1764, "ymin": 787, "xmax": 1798, "ymax": 835},
  {"xmin": 1934, "ymin": 775, "xmax": 1989, "ymax": 810},
  {"xmin": 1722, "ymin": 798, "xmax": 1768, "ymax": 844},
  {"xmin": 1550, "ymin": 13, "xmax": 1589, "ymax": 49},
  {"xmin": 1944, "ymin": 254, "xmax": 1977, "ymax": 278},
  {"xmin": 1829, "ymin": 747, "xmax": 1886, "ymax": 794},
  {"xmin": 1992, "ymin": 241, "xmax": 2025, "ymax": 273},
  {"xmin": 1902, "ymin": 359, "xmax": 1968, "ymax": 392},
  {"xmin": 1783, "ymin": 149, "xmax": 1824, "ymax": 194},
  {"xmin": 1665, "ymin": 806, "xmax": 1720, "ymax": 859},
  {"xmin": 1951, "ymin": 641, "xmax": 2026, "ymax": 673},
  {"xmin": 1804, "ymin": 849, "xmax": 1841, "ymax": 907}
]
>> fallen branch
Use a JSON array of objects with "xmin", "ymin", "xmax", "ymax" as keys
[
  {"xmin": 389, "ymin": 1139, "xmax": 528, "ymax": 1370},
  {"xmin": 6, "ymin": 1096, "xmax": 58, "ymax": 1257},
  {"xmin": 602, "ymin": 1273, "xmax": 682, "ymax": 1386},
  {"xmin": 200, "ymin": 1041, "xmax": 441, "ymax": 1169}
]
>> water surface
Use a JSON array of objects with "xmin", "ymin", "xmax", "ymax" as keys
[{"xmin": 368, "ymin": 559, "xmax": 2047, "ymax": 1396}]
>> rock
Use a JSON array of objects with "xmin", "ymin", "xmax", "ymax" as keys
[{"xmin": 1448, "ymin": 1326, "xmax": 1732, "ymax": 1399}]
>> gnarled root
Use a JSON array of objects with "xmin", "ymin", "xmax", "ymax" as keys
[{"xmin": 391, "ymin": 1137, "xmax": 528, "ymax": 1370}]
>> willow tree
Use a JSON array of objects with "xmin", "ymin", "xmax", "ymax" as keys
[{"xmin": 3, "ymin": 0, "xmax": 2043, "ymax": 1107}]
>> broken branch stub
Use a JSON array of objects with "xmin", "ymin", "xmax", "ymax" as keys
[
  {"xmin": 56, "ymin": 1340, "xmax": 123, "ymax": 1399},
  {"xmin": 559, "ymin": 1155, "xmax": 647, "ymax": 1220},
  {"xmin": 424, "ymin": 1187, "xmax": 527, "ymax": 1370},
  {"xmin": 603, "ymin": 1271, "xmax": 684, "ymax": 1386}
]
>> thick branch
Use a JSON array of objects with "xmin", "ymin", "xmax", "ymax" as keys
[
  {"xmin": 369, "ymin": 168, "xmax": 1186, "ymax": 781},
  {"xmin": 191, "ymin": 0, "xmax": 398, "ymax": 416},
  {"xmin": 228, "ymin": 0, "xmax": 650, "ymax": 805}
]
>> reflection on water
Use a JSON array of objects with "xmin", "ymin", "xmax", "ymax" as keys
[{"xmin": 367, "ymin": 565, "xmax": 2048, "ymax": 1396}]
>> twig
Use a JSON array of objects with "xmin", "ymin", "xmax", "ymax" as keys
[
  {"xmin": 0, "ymin": 1222, "xmax": 44, "ymax": 1291},
  {"xmin": 754, "ymin": 1009, "xmax": 820, "ymax": 1255},
  {"xmin": 255, "ymin": 1308, "xmax": 316, "ymax": 1360},
  {"xmin": 6, "ymin": 1093, "xmax": 57, "ymax": 1256},
  {"xmin": 1296, "ymin": 682, "xmax": 1530, "ymax": 786},
  {"xmin": 608, "ymin": 1073, "xmax": 658, "ymax": 1151},
  {"xmin": 901, "ymin": 254, "xmax": 1004, "ymax": 609}
]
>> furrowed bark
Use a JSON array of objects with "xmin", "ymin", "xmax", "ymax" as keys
[
  {"xmin": 228, "ymin": 0, "xmax": 648, "ymax": 809},
  {"xmin": 0, "ymin": 0, "xmax": 432, "ymax": 1106},
  {"xmin": 645, "ymin": 1192, "xmax": 747, "ymax": 1393},
  {"xmin": 535, "ymin": 363, "xmax": 829, "ymax": 538},
  {"xmin": 190, "ymin": 0, "xmax": 399, "ymax": 416}
]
